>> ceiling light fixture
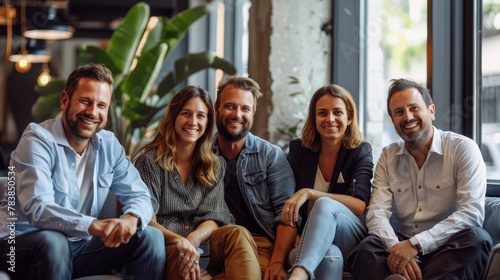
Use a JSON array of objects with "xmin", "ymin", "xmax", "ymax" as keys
[
  {"xmin": 10, "ymin": 39, "xmax": 52, "ymax": 72},
  {"xmin": 23, "ymin": 2, "xmax": 74, "ymax": 41},
  {"xmin": 9, "ymin": 0, "xmax": 51, "ymax": 73},
  {"xmin": 37, "ymin": 62, "xmax": 52, "ymax": 86}
]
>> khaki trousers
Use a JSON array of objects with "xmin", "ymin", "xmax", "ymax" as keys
[{"xmin": 165, "ymin": 225, "xmax": 261, "ymax": 280}]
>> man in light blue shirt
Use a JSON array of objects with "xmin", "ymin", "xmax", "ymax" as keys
[
  {"xmin": 0, "ymin": 63, "xmax": 165, "ymax": 280},
  {"xmin": 348, "ymin": 78, "xmax": 492, "ymax": 280}
]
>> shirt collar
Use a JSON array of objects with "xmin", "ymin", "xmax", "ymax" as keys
[
  {"xmin": 51, "ymin": 116, "xmax": 102, "ymax": 150},
  {"xmin": 395, "ymin": 126, "xmax": 442, "ymax": 156}
]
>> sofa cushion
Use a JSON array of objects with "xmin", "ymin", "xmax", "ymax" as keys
[{"xmin": 484, "ymin": 197, "xmax": 500, "ymax": 245}]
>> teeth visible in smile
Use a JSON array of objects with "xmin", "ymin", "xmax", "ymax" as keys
[
  {"xmin": 81, "ymin": 119, "xmax": 96, "ymax": 125},
  {"xmin": 184, "ymin": 129, "xmax": 198, "ymax": 133},
  {"xmin": 404, "ymin": 123, "xmax": 418, "ymax": 129}
]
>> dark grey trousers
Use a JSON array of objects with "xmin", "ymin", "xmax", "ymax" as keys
[{"xmin": 346, "ymin": 227, "xmax": 492, "ymax": 280}]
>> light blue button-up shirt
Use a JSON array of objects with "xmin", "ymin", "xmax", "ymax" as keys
[
  {"xmin": 0, "ymin": 117, "xmax": 153, "ymax": 239},
  {"xmin": 366, "ymin": 127, "xmax": 486, "ymax": 254}
]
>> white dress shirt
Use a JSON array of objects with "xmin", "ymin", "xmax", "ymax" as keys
[{"xmin": 366, "ymin": 127, "xmax": 486, "ymax": 255}]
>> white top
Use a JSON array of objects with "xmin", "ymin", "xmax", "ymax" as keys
[
  {"xmin": 75, "ymin": 145, "xmax": 94, "ymax": 216},
  {"xmin": 366, "ymin": 127, "xmax": 486, "ymax": 255},
  {"xmin": 309, "ymin": 166, "xmax": 331, "ymax": 212},
  {"xmin": 314, "ymin": 166, "xmax": 330, "ymax": 193}
]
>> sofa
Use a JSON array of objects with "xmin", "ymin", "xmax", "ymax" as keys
[{"xmin": 0, "ymin": 177, "xmax": 499, "ymax": 279}]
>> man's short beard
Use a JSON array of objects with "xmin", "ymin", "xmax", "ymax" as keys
[{"xmin": 216, "ymin": 119, "xmax": 250, "ymax": 141}]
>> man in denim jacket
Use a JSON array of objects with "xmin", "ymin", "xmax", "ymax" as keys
[
  {"xmin": 0, "ymin": 63, "xmax": 165, "ymax": 279},
  {"xmin": 213, "ymin": 76, "xmax": 299, "ymax": 280}
]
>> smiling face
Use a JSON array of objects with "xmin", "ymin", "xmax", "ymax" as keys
[
  {"xmin": 174, "ymin": 97, "xmax": 209, "ymax": 147},
  {"xmin": 315, "ymin": 94, "xmax": 352, "ymax": 144},
  {"xmin": 61, "ymin": 77, "xmax": 111, "ymax": 150},
  {"xmin": 215, "ymin": 85, "xmax": 255, "ymax": 141},
  {"xmin": 389, "ymin": 88, "xmax": 435, "ymax": 146}
]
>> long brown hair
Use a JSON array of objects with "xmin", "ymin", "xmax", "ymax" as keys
[
  {"xmin": 133, "ymin": 86, "xmax": 218, "ymax": 187},
  {"xmin": 301, "ymin": 84, "xmax": 364, "ymax": 152}
]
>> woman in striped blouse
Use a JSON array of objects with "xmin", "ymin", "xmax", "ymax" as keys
[{"xmin": 133, "ymin": 86, "xmax": 260, "ymax": 280}]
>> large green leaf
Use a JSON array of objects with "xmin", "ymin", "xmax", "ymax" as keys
[
  {"xmin": 31, "ymin": 93, "xmax": 61, "ymax": 123},
  {"xmin": 77, "ymin": 45, "xmax": 120, "ymax": 75},
  {"xmin": 107, "ymin": 2, "xmax": 150, "ymax": 74},
  {"xmin": 122, "ymin": 43, "xmax": 168, "ymax": 104},
  {"xmin": 30, "ymin": 2, "xmax": 237, "ymax": 156},
  {"xmin": 128, "ymin": 91, "xmax": 176, "ymax": 129},
  {"xmin": 162, "ymin": 4, "xmax": 213, "ymax": 55},
  {"xmin": 141, "ymin": 18, "xmax": 164, "ymax": 55},
  {"xmin": 156, "ymin": 52, "xmax": 237, "ymax": 98}
]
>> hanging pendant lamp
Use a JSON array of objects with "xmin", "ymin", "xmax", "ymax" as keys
[
  {"xmin": 8, "ymin": 0, "xmax": 51, "ymax": 73},
  {"xmin": 23, "ymin": 3, "xmax": 74, "ymax": 41}
]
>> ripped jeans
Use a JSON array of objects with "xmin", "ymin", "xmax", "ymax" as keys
[{"xmin": 288, "ymin": 197, "xmax": 367, "ymax": 280}]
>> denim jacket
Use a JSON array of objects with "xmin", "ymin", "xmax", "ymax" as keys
[
  {"xmin": 214, "ymin": 132, "xmax": 299, "ymax": 240},
  {"xmin": 0, "ymin": 117, "xmax": 153, "ymax": 239}
]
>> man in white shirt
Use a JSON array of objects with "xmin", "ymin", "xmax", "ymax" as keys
[{"xmin": 347, "ymin": 78, "xmax": 492, "ymax": 280}]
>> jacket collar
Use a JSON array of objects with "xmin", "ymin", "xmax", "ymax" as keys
[{"xmin": 213, "ymin": 132, "xmax": 259, "ymax": 155}]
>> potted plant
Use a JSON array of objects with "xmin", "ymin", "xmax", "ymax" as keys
[{"xmin": 32, "ymin": 2, "xmax": 236, "ymax": 154}]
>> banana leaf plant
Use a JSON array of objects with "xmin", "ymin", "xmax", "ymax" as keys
[{"xmin": 32, "ymin": 2, "xmax": 237, "ymax": 154}]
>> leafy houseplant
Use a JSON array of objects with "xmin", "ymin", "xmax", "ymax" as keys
[
  {"xmin": 32, "ymin": 2, "xmax": 236, "ymax": 154},
  {"xmin": 275, "ymin": 76, "xmax": 313, "ymax": 150}
]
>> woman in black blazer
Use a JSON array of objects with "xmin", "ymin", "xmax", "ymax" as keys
[{"xmin": 283, "ymin": 85, "xmax": 373, "ymax": 280}]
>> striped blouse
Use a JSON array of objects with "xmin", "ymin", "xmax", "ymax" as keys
[{"xmin": 134, "ymin": 149, "xmax": 235, "ymax": 237}]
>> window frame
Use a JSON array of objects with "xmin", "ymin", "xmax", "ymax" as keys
[{"xmin": 331, "ymin": 0, "xmax": 499, "ymax": 195}]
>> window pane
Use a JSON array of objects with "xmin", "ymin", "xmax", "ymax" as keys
[
  {"xmin": 366, "ymin": 0, "xmax": 427, "ymax": 163},
  {"xmin": 482, "ymin": 0, "xmax": 500, "ymax": 180}
]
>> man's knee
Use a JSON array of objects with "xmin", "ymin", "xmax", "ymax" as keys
[
  {"xmin": 138, "ymin": 226, "xmax": 166, "ymax": 260},
  {"xmin": 141, "ymin": 226, "xmax": 163, "ymax": 242},
  {"xmin": 34, "ymin": 230, "xmax": 70, "ymax": 259},
  {"xmin": 212, "ymin": 225, "xmax": 257, "ymax": 253},
  {"xmin": 453, "ymin": 227, "xmax": 493, "ymax": 249},
  {"xmin": 355, "ymin": 234, "xmax": 384, "ymax": 253},
  {"xmin": 221, "ymin": 225, "xmax": 252, "ymax": 240},
  {"xmin": 469, "ymin": 227, "xmax": 493, "ymax": 246}
]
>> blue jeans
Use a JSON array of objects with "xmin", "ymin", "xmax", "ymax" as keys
[
  {"xmin": 288, "ymin": 197, "xmax": 367, "ymax": 280},
  {"xmin": 0, "ymin": 226, "xmax": 165, "ymax": 280}
]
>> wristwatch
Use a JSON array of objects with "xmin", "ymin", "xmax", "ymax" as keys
[
  {"xmin": 126, "ymin": 212, "xmax": 142, "ymax": 228},
  {"xmin": 409, "ymin": 236, "xmax": 422, "ymax": 252}
]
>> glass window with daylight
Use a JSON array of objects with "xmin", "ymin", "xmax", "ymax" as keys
[
  {"xmin": 482, "ymin": 0, "xmax": 500, "ymax": 190},
  {"xmin": 365, "ymin": 0, "xmax": 428, "ymax": 164}
]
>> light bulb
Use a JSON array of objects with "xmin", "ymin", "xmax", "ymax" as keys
[
  {"xmin": 37, "ymin": 69, "xmax": 52, "ymax": 86},
  {"xmin": 15, "ymin": 57, "xmax": 32, "ymax": 73}
]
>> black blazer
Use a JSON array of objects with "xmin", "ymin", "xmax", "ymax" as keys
[{"xmin": 287, "ymin": 139, "xmax": 373, "ymax": 233}]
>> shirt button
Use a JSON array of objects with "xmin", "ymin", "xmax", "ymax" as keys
[
  {"xmin": 436, "ymin": 185, "xmax": 440, "ymax": 189},
  {"xmin": 398, "ymin": 188, "xmax": 402, "ymax": 193},
  {"xmin": 185, "ymin": 225, "xmax": 190, "ymax": 230},
  {"xmin": 418, "ymin": 185, "xmax": 422, "ymax": 189},
  {"xmin": 418, "ymin": 208, "xmax": 423, "ymax": 212},
  {"xmin": 414, "ymin": 224, "xmax": 419, "ymax": 228}
]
